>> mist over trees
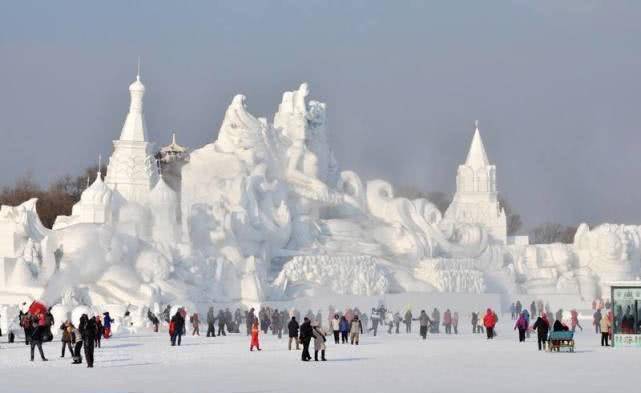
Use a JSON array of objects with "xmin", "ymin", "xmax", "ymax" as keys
[
  {"xmin": 0, "ymin": 166, "xmax": 105, "ymax": 228},
  {"xmin": 529, "ymin": 223, "xmax": 577, "ymax": 244}
]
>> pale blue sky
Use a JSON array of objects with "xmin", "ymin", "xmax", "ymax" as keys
[{"xmin": 1, "ymin": 0, "xmax": 641, "ymax": 230}]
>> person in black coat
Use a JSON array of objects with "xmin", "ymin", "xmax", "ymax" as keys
[
  {"xmin": 171, "ymin": 311, "xmax": 185, "ymax": 346},
  {"xmin": 299, "ymin": 317, "xmax": 313, "ymax": 361},
  {"xmin": 553, "ymin": 320, "xmax": 568, "ymax": 332},
  {"xmin": 79, "ymin": 314, "xmax": 97, "ymax": 368},
  {"xmin": 532, "ymin": 315, "xmax": 550, "ymax": 351},
  {"xmin": 206, "ymin": 307, "xmax": 216, "ymax": 337},
  {"xmin": 29, "ymin": 317, "xmax": 48, "ymax": 362},
  {"xmin": 287, "ymin": 316, "xmax": 300, "ymax": 350}
]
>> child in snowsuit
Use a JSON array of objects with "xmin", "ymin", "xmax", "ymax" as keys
[{"xmin": 250, "ymin": 321, "xmax": 261, "ymax": 351}]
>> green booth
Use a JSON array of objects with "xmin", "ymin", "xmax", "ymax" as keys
[{"xmin": 610, "ymin": 281, "xmax": 641, "ymax": 347}]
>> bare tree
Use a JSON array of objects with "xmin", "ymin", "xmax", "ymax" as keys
[
  {"xmin": 0, "ymin": 165, "xmax": 106, "ymax": 229},
  {"xmin": 498, "ymin": 197, "xmax": 523, "ymax": 235}
]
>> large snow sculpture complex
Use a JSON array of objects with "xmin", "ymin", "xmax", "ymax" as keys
[{"xmin": 1, "ymin": 75, "xmax": 640, "ymax": 310}]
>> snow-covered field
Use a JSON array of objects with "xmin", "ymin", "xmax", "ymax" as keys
[{"xmin": 0, "ymin": 317, "xmax": 636, "ymax": 393}]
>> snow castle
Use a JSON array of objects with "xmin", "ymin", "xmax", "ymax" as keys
[{"xmin": 1, "ymin": 74, "xmax": 640, "ymax": 310}]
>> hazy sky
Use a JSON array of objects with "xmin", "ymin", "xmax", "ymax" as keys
[{"xmin": 1, "ymin": 0, "xmax": 640, "ymax": 231}]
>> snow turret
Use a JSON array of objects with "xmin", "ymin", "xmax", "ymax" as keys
[
  {"xmin": 105, "ymin": 69, "xmax": 158, "ymax": 205},
  {"xmin": 120, "ymin": 74, "xmax": 147, "ymax": 142},
  {"xmin": 149, "ymin": 176, "xmax": 178, "ymax": 209},
  {"xmin": 148, "ymin": 176, "xmax": 179, "ymax": 243},
  {"xmin": 71, "ymin": 170, "xmax": 113, "ymax": 225},
  {"xmin": 445, "ymin": 121, "xmax": 507, "ymax": 244},
  {"xmin": 79, "ymin": 172, "xmax": 112, "ymax": 205},
  {"xmin": 464, "ymin": 122, "xmax": 490, "ymax": 170}
]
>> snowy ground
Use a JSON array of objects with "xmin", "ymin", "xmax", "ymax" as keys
[{"xmin": 0, "ymin": 317, "xmax": 637, "ymax": 393}]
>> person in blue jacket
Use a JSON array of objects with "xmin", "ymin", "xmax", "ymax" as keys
[
  {"xmin": 339, "ymin": 315, "xmax": 349, "ymax": 344},
  {"xmin": 102, "ymin": 312, "xmax": 112, "ymax": 339}
]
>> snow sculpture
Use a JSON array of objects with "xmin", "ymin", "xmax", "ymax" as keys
[
  {"xmin": 574, "ymin": 223, "xmax": 641, "ymax": 295},
  {"xmin": 147, "ymin": 176, "xmax": 179, "ymax": 244},
  {"xmin": 445, "ymin": 121, "xmax": 507, "ymax": 244},
  {"xmin": 0, "ymin": 199, "xmax": 49, "ymax": 295},
  {"xmin": 181, "ymin": 93, "xmax": 292, "ymax": 302},
  {"xmin": 2, "ymin": 75, "xmax": 641, "ymax": 312},
  {"xmin": 105, "ymin": 72, "xmax": 158, "ymax": 205},
  {"xmin": 53, "ymin": 170, "xmax": 113, "ymax": 230},
  {"xmin": 274, "ymin": 255, "xmax": 389, "ymax": 297}
]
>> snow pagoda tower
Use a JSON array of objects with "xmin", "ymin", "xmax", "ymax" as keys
[
  {"xmin": 105, "ymin": 71, "xmax": 158, "ymax": 205},
  {"xmin": 445, "ymin": 121, "xmax": 507, "ymax": 244}
]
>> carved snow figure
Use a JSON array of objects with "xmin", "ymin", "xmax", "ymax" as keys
[
  {"xmin": 574, "ymin": 223, "xmax": 641, "ymax": 296},
  {"xmin": 105, "ymin": 72, "xmax": 158, "ymax": 205},
  {"xmin": 2, "ymin": 77, "xmax": 641, "ymax": 311}
]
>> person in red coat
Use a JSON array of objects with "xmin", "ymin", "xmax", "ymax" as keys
[
  {"xmin": 250, "ymin": 321, "xmax": 261, "ymax": 351},
  {"xmin": 483, "ymin": 309, "xmax": 497, "ymax": 339}
]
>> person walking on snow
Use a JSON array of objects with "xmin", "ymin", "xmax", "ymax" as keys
[
  {"xmin": 331, "ymin": 314, "xmax": 340, "ymax": 344},
  {"xmin": 593, "ymin": 309, "xmax": 602, "ymax": 334},
  {"xmin": 368, "ymin": 308, "xmax": 379, "ymax": 336},
  {"xmin": 102, "ymin": 312, "xmax": 112, "ymax": 339},
  {"xmin": 471, "ymin": 312, "xmax": 479, "ymax": 334},
  {"xmin": 339, "ymin": 316, "xmax": 349, "ymax": 343},
  {"xmin": 417, "ymin": 310, "xmax": 432, "ymax": 340},
  {"xmin": 312, "ymin": 321, "xmax": 327, "ymax": 361},
  {"xmin": 81, "ymin": 315, "xmax": 98, "ymax": 368},
  {"xmin": 443, "ymin": 309, "xmax": 452, "ymax": 334},
  {"xmin": 393, "ymin": 312, "xmax": 402, "ymax": 334},
  {"xmin": 452, "ymin": 311, "xmax": 459, "ymax": 334},
  {"xmin": 59, "ymin": 320, "xmax": 74, "ymax": 358},
  {"xmin": 170, "ymin": 310, "xmax": 185, "ymax": 346},
  {"xmin": 514, "ymin": 311, "xmax": 528, "ymax": 342},
  {"xmin": 206, "ymin": 307, "xmax": 216, "ymax": 337},
  {"xmin": 570, "ymin": 309, "xmax": 583, "ymax": 332},
  {"xmin": 599, "ymin": 316, "xmax": 611, "ymax": 346},
  {"xmin": 29, "ymin": 313, "xmax": 48, "ymax": 362},
  {"xmin": 217, "ymin": 310, "xmax": 227, "ymax": 336},
  {"xmin": 431, "ymin": 308, "xmax": 441, "ymax": 333},
  {"xmin": 299, "ymin": 317, "xmax": 313, "ymax": 361},
  {"xmin": 94, "ymin": 314, "xmax": 102, "ymax": 348},
  {"xmin": 350, "ymin": 315, "xmax": 363, "ymax": 345},
  {"xmin": 404, "ymin": 309, "xmax": 413, "ymax": 333},
  {"xmin": 190, "ymin": 312, "xmax": 200, "ymax": 336},
  {"xmin": 483, "ymin": 309, "xmax": 497, "ymax": 339},
  {"xmin": 288, "ymin": 316, "xmax": 300, "ymax": 350},
  {"xmin": 71, "ymin": 324, "xmax": 83, "ymax": 364},
  {"xmin": 532, "ymin": 313, "xmax": 550, "ymax": 351},
  {"xmin": 250, "ymin": 321, "xmax": 261, "ymax": 351}
]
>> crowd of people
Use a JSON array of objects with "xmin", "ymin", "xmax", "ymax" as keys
[
  {"xmin": 508, "ymin": 298, "xmax": 626, "ymax": 349},
  {"xmin": 14, "ymin": 304, "xmax": 114, "ymax": 367},
  {"xmin": 3, "ymin": 296, "xmax": 631, "ymax": 367}
]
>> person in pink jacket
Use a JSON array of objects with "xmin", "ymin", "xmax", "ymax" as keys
[
  {"xmin": 443, "ymin": 309, "xmax": 453, "ymax": 334},
  {"xmin": 514, "ymin": 312, "xmax": 528, "ymax": 342},
  {"xmin": 570, "ymin": 309, "xmax": 583, "ymax": 332}
]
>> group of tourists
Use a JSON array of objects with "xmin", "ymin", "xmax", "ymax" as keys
[
  {"xmin": 509, "ymin": 297, "xmax": 629, "ymax": 349},
  {"xmin": 10, "ymin": 297, "xmax": 627, "ymax": 368},
  {"xmin": 15, "ymin": 302, "xmax": 114, "ymax": 367}
]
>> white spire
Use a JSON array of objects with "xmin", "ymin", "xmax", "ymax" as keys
[
  {"xmin": 464, "ymin": 120, "xmax": 490, "ymax": 170},
  {"xmin": 118, "ymin": 66, "xmax": 147, "ymax": 142}
]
